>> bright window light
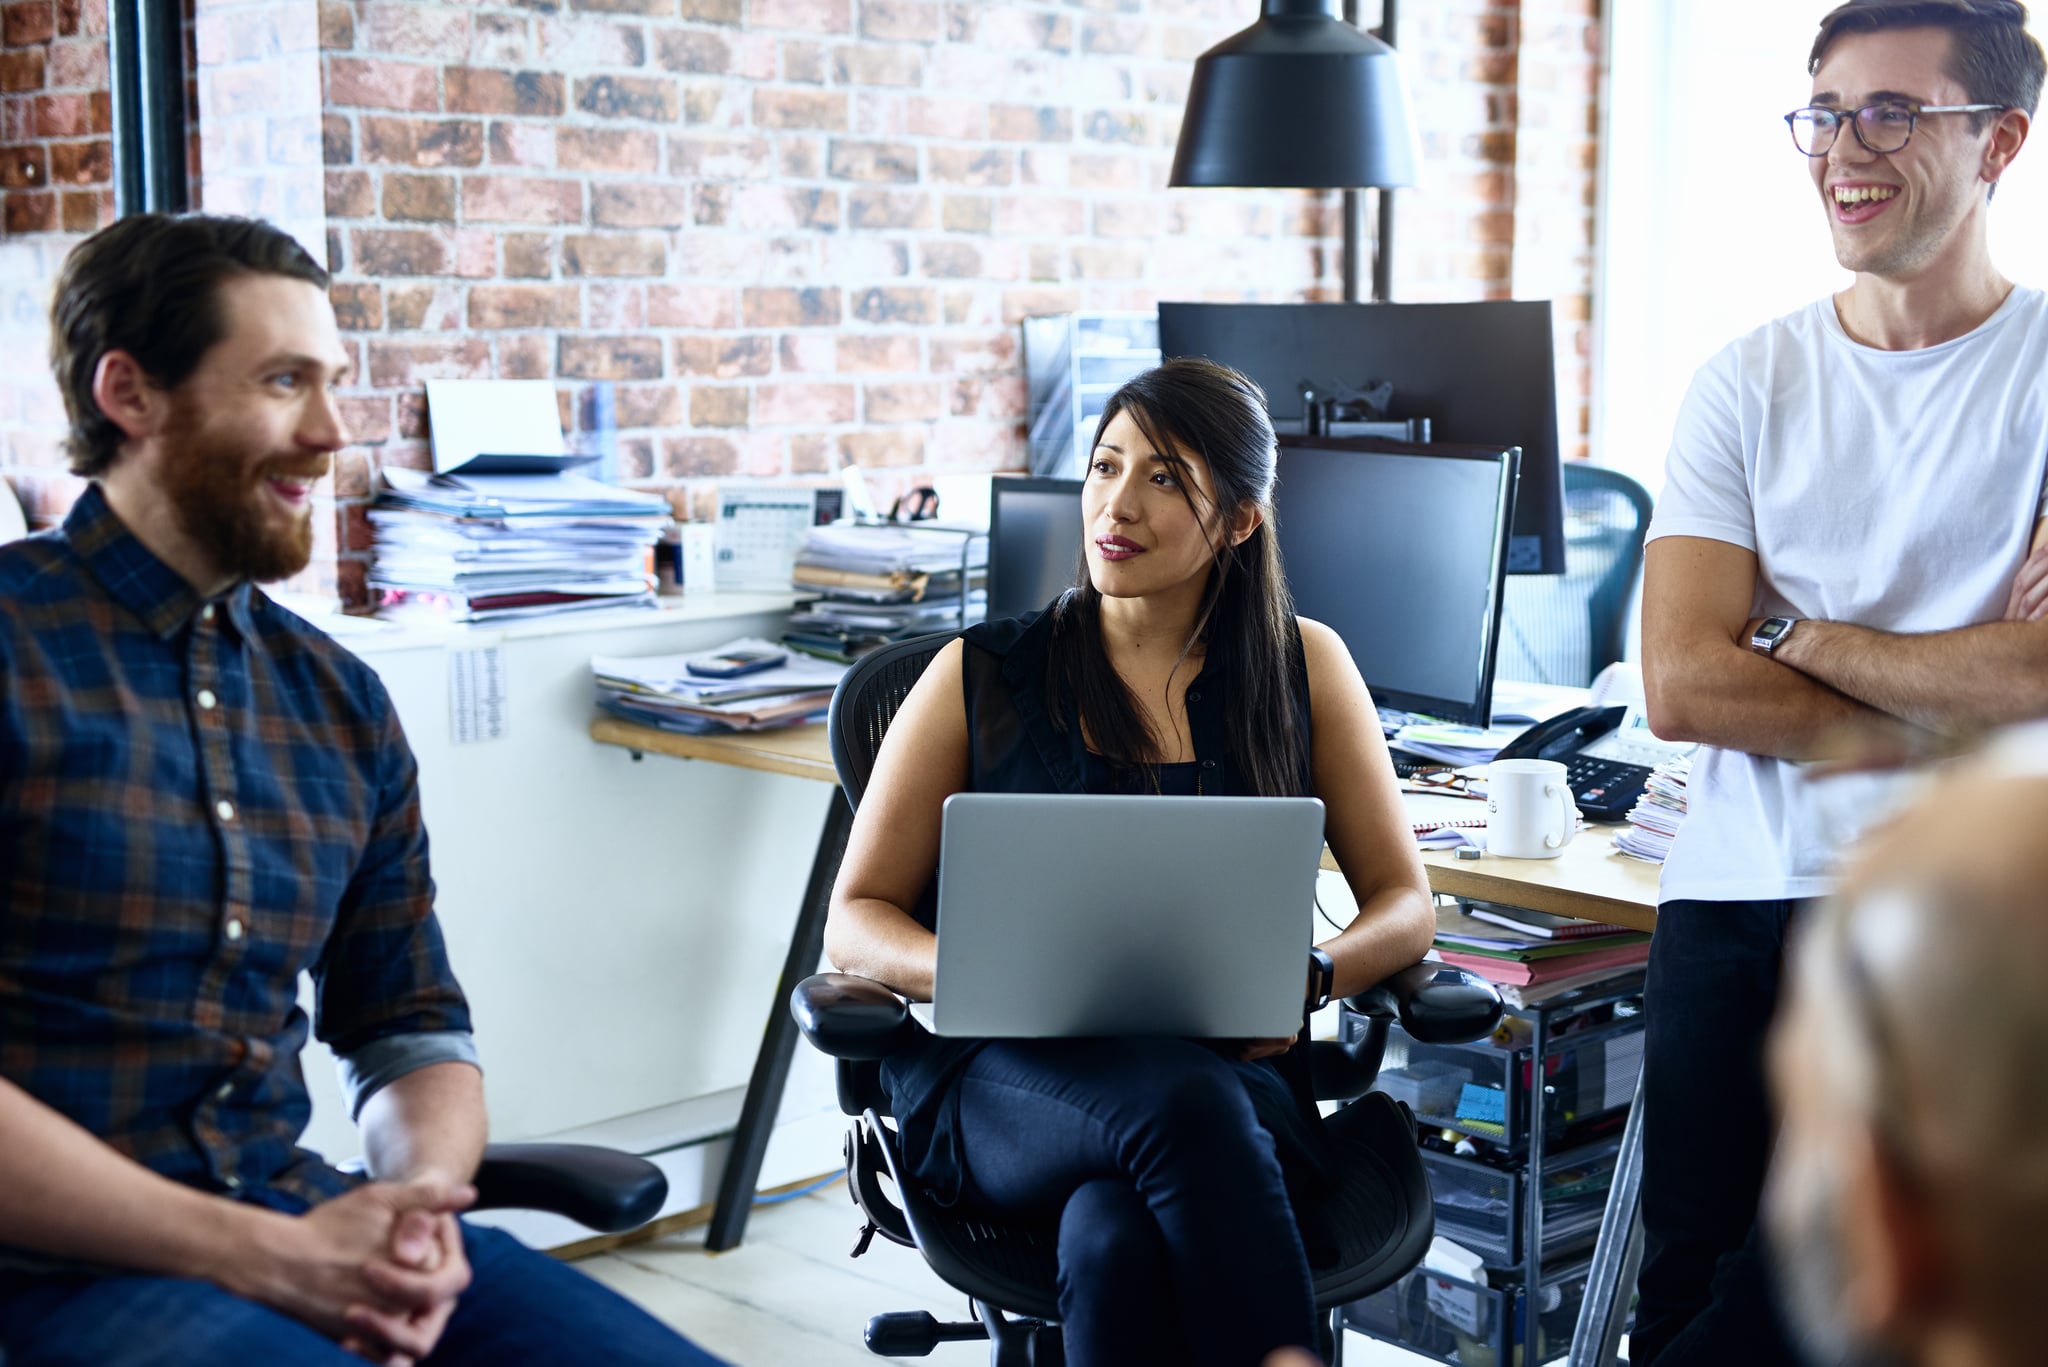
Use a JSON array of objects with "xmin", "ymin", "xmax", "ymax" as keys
[{"xmin": 1594, "ymin": 3, "xmax": 2048, "ymax": 491}]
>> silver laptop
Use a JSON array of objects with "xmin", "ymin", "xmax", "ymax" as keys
[{"xmin": 917, "ymin": 793, "xmax": 1327, "ymax": 1038}]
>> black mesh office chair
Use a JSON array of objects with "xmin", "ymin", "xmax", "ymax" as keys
[
  {"xmin": 789, "ymin": 630, "xmax": 1504, "ymax": 1365},
  {"xmin": 1496, "ymin": 464, "xmax": 1654, "ymax": 687}
]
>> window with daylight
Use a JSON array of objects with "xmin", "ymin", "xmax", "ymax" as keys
[{"xmin": 1594, "ymin": 1, "xmax": 2048, "ymax": 492}]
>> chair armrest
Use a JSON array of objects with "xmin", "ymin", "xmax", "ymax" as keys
[
  {"xmin": 471, "ymin": 1143, "xmax": 667, "ymax": 1234},
  {"xmin": 1347, "ymin": 961, "xmax": 1504, "ymax": 1045},
  {"xmin": 1310, "ymin": 962, "xmax": 1504, "ymax": 1103},
  {"xmin": 790, "ymin": 972, "xmax": 918, "ymax": 1061}
]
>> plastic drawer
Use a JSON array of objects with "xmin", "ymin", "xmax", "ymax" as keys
[
  {"xmin": 1422, "ymin": 1139, "xmax": 1620, "ymax": 1268},
  {"xmin": 1344, "ymin": 1259, "xmax": 1602, "ymax": 1367},
  {"xmin": 1353, "ymin": 1007, "xmax": 1643, "ymax": 1154}
]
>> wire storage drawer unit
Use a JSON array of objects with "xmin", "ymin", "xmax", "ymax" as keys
[
  {"xmin": 1360, "ymin": 1008, "xmax": 1643, "ymax": 1157},
  {"xmin": 1341, "ymin": 967, "xmax": 1647, "ymax": 1363},
  {"xmin": 1346, "ymin": 1257, "xmax": 1594, "ymax": 1367},
  {"xmin": 1421, "ymin": 1137, "xmax": 1621, "ymax": 1269}
]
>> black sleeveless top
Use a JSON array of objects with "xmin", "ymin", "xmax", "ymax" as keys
[{"xmin": 881, "ymin": 605, "xmax": 1336, "ymax": 1222}]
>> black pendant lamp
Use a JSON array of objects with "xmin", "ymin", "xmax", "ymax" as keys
[{"xmin": 1170, "ymin": 0, "xmax": 1419, "ymax": 190}]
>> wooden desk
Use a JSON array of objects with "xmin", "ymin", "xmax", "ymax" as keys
[
  {"xmin": 588, "ymin": 716, "xmax": 834, "ymax": 784},
  {"xmin": 1322, "ymin": 826, "xmax": 1662, "ymax": 934},
  {"xmin": 594, "ymin": 715, "xmax": 1659, "ymax": 1360}
]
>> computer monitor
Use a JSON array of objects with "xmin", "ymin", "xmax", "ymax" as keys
[
  {"xmin": 988, "ymin": 476, "xmax": 1085, "ymax": 620},
  {"xmin": 1158, "ymin": 300, "xmax": 1565, "ymax": 575},
  {"xmin": 1272, "ymin": 436, "xmax": 1520, "ymax": 727}
]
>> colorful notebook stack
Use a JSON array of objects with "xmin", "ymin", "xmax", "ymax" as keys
[
  {"xmin": 1614, "ymin": 755, "xmax": 1693, "ymax": 863},
  {"xmin": 1433, "ymin": 903, "xmax": 1651, "ymax": 1007}
]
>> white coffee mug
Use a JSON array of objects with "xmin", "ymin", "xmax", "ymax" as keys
[{"xmin": 1486, "ymin": 758, "xmax": 1578, "ymax": 859}]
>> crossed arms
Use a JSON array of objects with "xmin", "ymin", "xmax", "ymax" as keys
[{"xmin": 1643, "ymin": 528, "xmax": 2048, "ymax": 759}]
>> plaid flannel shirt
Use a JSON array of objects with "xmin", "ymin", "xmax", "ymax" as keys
[{"xmin": 0, "ymin": 485, "xmax": 475, "ymax": 1222}]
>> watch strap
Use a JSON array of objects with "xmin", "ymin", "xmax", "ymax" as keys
[{"xmin": 1308, "ymin": 946, "xmax": 1336, "ymax": 1011}]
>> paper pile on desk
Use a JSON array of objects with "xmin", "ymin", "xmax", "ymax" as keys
[
  {"xmin": 592, "ymin": 639, "xmax": 846, "ymax": 734},
  {"xmin": 1391, "ymin": 718, "xmax": 1534, "ymax": 768},
  {"xmin": 1614, "ymin": 756, "xmax": 1692, "ymax": 863},
  {"xmin": 369, "ymin": 379, "xmax": 672, "ymax": 622},
  {"xmin": 784, "ymin": 523, "xmax": 986, "ymax": 662},
  {"xmin": 369, "ymin": 467, "xmax": 669, "ymax": 622}
]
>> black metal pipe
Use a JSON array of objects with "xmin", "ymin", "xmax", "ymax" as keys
[
  {"xmin": 107, "ymin": 0, "xmax": 188, "ymax": 217},
  {"xmin": 1339, "ymin": 0, "xmax": 1398, "ymax": 301},
  {"xmin": 1374, "ymin": 0, "xmax": 1397, "ymax": 302},
  {"xmin": 107, "ymin": 0, "xmax": 145, "ymax": 216},
  {"xmin": 139, "ymin": 0, "xmax": 189, "ymax": 212}
]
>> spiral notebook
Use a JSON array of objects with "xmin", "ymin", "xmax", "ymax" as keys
[{"xmin": 1404, "ymin": 792, "xmax": 1488, "ymax": 838}]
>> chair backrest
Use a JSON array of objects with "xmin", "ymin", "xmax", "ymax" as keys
[
  {"xmin": 827, "ymin": 630, "xmax": 961, "ymax": 811},
  {"xmin": 1494, "ymin": 462, "xmax": 1653, "ymax": 687}
]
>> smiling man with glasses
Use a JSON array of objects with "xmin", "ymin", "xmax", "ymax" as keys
[{"xmin": 1637, "ymin": 2, "xmax": 2048, "ymax": 1365}]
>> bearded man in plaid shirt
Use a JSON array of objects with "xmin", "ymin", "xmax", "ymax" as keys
[{"xmin": 0, "ymin": 213, "xmax": 719, "ymax": 1367}]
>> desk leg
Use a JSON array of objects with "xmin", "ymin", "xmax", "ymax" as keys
[
  {"xmin": 705, "ymin": 792, "xmax": 854, "ymax": 1252},
  {"xmin": 1524, "ymin": 1008, "xmax": 1548, "ymax": 1363},
  {"xmin": 1568, "ymin": 1063, "xmax": 1647, "ymax": 1367}
]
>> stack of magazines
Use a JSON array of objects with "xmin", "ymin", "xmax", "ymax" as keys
[
  {"xmin": 1614, "ymin": 755, "xmax": 1692, "ymax": 863},
  {"xmin": 783, "ymin": 524, "xmax": 986, "ymax": 662},
  {"xmin": 1432, "ymin": 903, "xmax": 1651, "ymax": 1008},
  {"xmin": 592, "ymin": 640, "xmax": 847, "ymax": 734},
  {"xmin": 369, "ymin": 467, "xmax": 670, "ymax": 622}
]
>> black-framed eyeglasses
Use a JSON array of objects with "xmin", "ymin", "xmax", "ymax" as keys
[{"xmin": 1785, "ymin": 102, "xmax": 2005, "ymax": 157}]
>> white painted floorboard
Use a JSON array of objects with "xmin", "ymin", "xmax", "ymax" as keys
[{"xmin": 574, "ymin": 1183, "xmax": 1444, "ymax": 1367}]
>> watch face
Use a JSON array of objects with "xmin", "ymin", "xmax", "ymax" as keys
[{"xmin": 1757, "ymin": 619, "xmax": 1789, "ymax": 643}]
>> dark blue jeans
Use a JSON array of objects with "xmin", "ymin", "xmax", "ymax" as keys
[
  {"xmin": 943, "ymin": 1037, "xmax": 1319, "ymax": 1367},
  {"xmin": 1635, "ymin": 897, "xmax": 1809, "ymax": 1367},
  {"xmin": 0, "ymin": 1221, "xmax": 721, "ymax": 1367}
]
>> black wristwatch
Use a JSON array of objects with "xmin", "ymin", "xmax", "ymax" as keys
[
  {"xmin": 1308, "ymin": 946, "xmax": 1337, "ymax": 1011},
  {"xmin": 1749, "ymin": 616, "xmax": 1797, "ymax": 656}
]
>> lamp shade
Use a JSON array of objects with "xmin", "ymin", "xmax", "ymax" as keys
[{"xmin": 1169, "ymin": 0, "xmax": 1420, "ymax": 190}]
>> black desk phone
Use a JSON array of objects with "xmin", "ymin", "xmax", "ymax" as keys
[{"xmin": 1496, "ymin": 704, "xmax": 1694, "ymax": 823}]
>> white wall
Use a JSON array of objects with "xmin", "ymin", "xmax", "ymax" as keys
[{"xmin": 289, "ymin": 597, "xmax": 848, "ymax": 1240}]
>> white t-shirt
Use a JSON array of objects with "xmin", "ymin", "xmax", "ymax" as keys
[{"xmin": 1647, "ymin": 286, "xmax": 2048, "ymax": 903}]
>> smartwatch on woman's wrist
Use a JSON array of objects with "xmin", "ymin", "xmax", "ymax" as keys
[{"xmin": 1308, "ymin": 946, "xmax": 1336, "ymax": 1011}]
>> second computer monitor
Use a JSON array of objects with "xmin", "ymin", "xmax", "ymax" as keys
[
  {"xmin": 1272, "ymin": 436, "xmax": 1519, "ymax": 727},
  {"xmin": 1159, "ymin": 300, "xmax": 1565, "ymax": 576},
  {"xmin": 988, "ymin": 476, "xmax": 1086, "ymax": 620}
]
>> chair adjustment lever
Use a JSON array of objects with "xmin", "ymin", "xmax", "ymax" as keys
[
  {"xmin": 852, "ymin": 1220, "xmax": 878, "ymax": 1258},
  {"xmin": 865, "ymin": 1309, "xmax": 989, "ymax": 1356}
]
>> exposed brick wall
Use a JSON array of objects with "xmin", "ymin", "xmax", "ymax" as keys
[
  {"xmin": 1510, "ymin": 0, "xmax": 1600, "ymax": 463},
  {"xmin": 2, "ymin": 0, "xmax": 1602, "ymax": 604},
  {"xmin": 317, "ymin": 0, "xmax": 1359, "ymax": 607},
  {"xmin": 1398, "ymin": 0, "xmax": 1599, "ymax": 461},
  {"xmin": 1, "ymin": 0, "xmax": 111, "ymax": 526}
]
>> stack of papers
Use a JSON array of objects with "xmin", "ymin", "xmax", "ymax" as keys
[
  {"xmin": 1392, "ymin": 718, "xmax": 1536, "ymax": 768},
  {"xmin": 369, "ymin": 467, "xmax": 670, "ymax": 623},
  {"xmin": 1614, "ymin": 755, "xmax": 1692, "ymax": 863},
  {"xmin": 784, "ymin": 523, "xmax": 986, "ymax": 662},
  {"xmin": 592, "ymin": 639, "xmax": 847, "ymax": 734},
  {"xmin": 1432, "ymin": 903, "xmax": 1651, "ymax": 991}
]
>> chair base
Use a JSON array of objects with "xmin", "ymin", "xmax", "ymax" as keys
[
  {"xmin": 864, "ymin": 1304, "xmax": 1062, "ymax": 1366},
  {"xmin": 862, "ymin": 1304, "xmax": 1349, "ymax": 1365}
]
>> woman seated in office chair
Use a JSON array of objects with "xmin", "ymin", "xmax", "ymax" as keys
[{"xmin": 824, "ymin": 357, "xmax": 1435, "ymax": 1367}]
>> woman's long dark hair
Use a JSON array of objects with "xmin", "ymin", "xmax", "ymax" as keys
[{"xmin": 1047, "ymin": 357, "xmax": 1309, "ymax": 798}]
